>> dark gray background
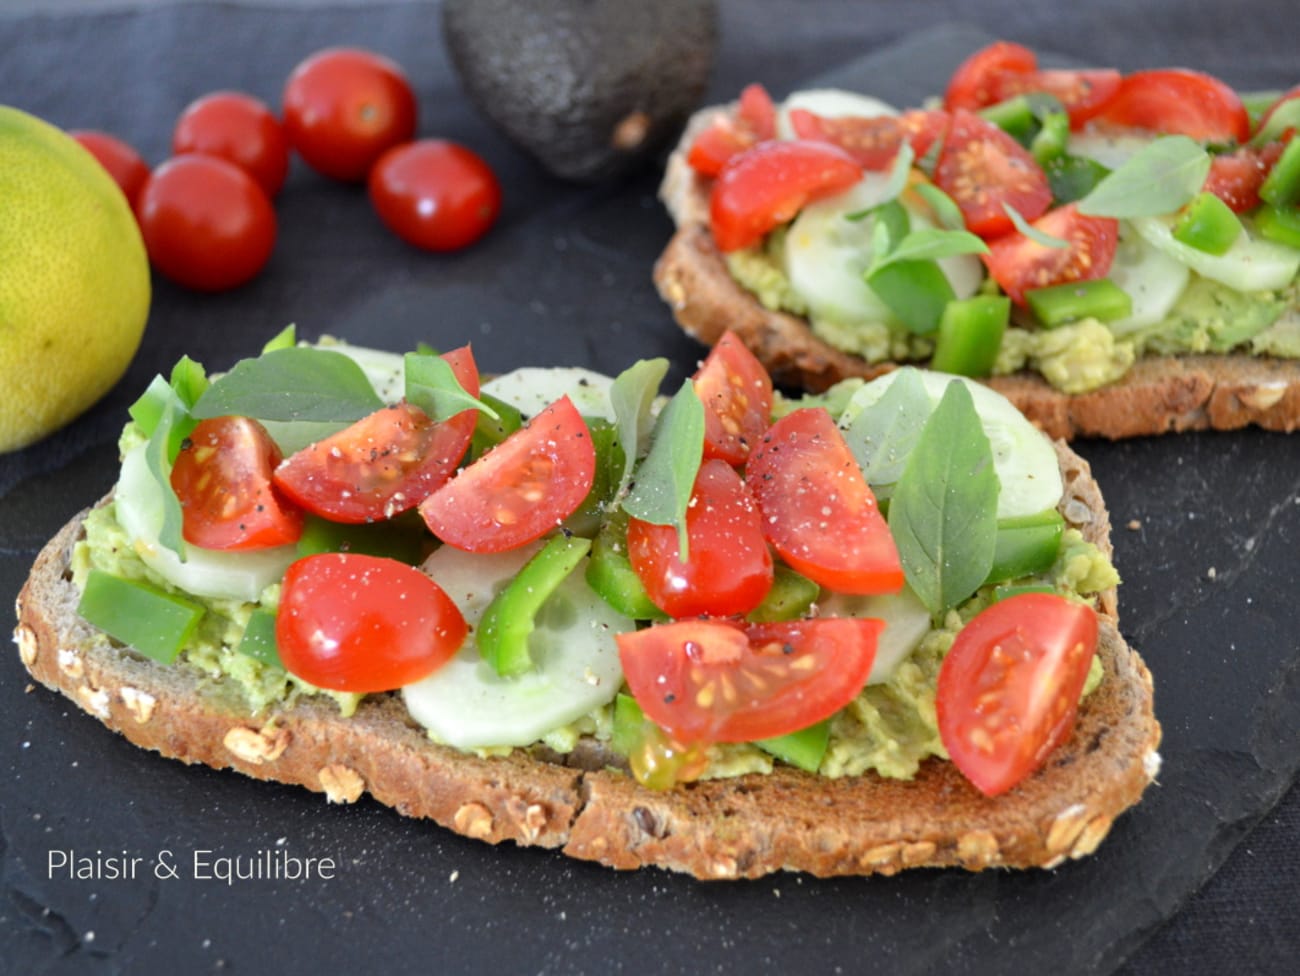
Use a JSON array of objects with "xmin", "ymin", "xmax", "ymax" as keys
[{"xmin": 1, "ymin": 2, "xmax": 1297, "ymax": 974}]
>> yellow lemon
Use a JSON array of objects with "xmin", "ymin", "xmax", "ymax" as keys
[{"xmin": 0, "ymin": 105, "xmax": 151, "ymax": 453}]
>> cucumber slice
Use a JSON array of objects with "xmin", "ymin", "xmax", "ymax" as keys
[
  {"xmin": 784, "ymin": 174, "xmax": 983, "ymax": 329},
  {"xmin": 840, "ymin": 372, "xmax": 1063, "ymax": 519},
  {"xmin": 776, "ymin": 88, "xmax": 898, "ymax": 140},
  {"xmin": 402, "ymin": 541, "xmax": 634, "ymax": 749},
  {"xmin": 1132, "ymin": 215, "xmax": 1300, "ymax": 293},
  {"xmin": 816, "ymin": 585, "xmax": 931, "ymax": 684},
  {"xmin": 114, "ymin": 445, "xmax": 297, "ymax": 602},
  {"xmin": 1104, "ymin": 221, "xmax": 1191, "ymax": 335},
  {"xmin": 1066, "ymin": 129, "xmax": 1153, "ymax": 170},
  {"xmin": 482, "ymin": 366, "xmax": 617, "ymax": 421}
]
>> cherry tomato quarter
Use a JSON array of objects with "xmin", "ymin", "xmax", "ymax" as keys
[
  {"xmin": 1093, "ymin": 68, "xmax": 1249, "ymax": 143},
  {"xmin": 935, "ymin": 110, "xmax": 1052, "ymax": 238},
  {"xmin": 944, "ymin": 41, "xmax": 1038, "ymax": 112},
  {"xmin": 369, "ymin": 139, "xmax": 502, "ymax": 252},
  {"xmin": 627, "ymin": 459, "xmax": 774, "ymax": 618},
  {"xmin": 419, "ymin": 395, "xmax": 596, "ymax": 553},
  {"xmin": 274, "ymin": 345, "xmax": 480, "ymax": 523},
  {"xmin": 993, "ymin": 68, "xmax": 1121, "ymax": 129},
  {"xmin": 70, "ymin": 130, "xmax": 150, "ymax": 207},
  {"xmin": 983, "ymin": 203, "xmax": 1118, "ymax": 305},
  {"xmin": 170, "ymin": 416, "xmax": 302, "ymax": 551},
  {"xmin": 789, "ymin": 109, "xmax": 949, "ymax": 172},
  {"xmin": 617, "ymin": 616, "xmax": 883, "ymax": 744},
  {"xmin": 693, "ymin": 330, "xmax": 773, "ymax": 466},
  {"xmin": 134, "ymin": 154, "xmax": 276, "ymax": 292},
  {"xmin": 277, "ymin": 553, "xmax": 467, "ymax": 693},
  {"xmin": 709, "ymin": 139, "xmax": 862, "ymax": 252},
  {"xmin": 172, "ymin": 90, "xmax": 290, "ymax": 197},
  {"xmin": 687, "ymin": 83, "xmax": 777, "ymax": 177},
  {"xmin": 1202, "ymin": 144, "xmax": 1282, "ymax": 213},
  {"xmin": 282, "ymin": 47, "xmax": 417, "ymax": 182},
  {"xmin": 746, "ymin": 407, "xmax": 903, "ymax": 595},
  {"xmin": 936, "ymin": 593, "xmax": 1099, "ymax": 796}
]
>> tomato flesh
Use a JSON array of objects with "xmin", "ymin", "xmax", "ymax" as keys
[
  {"xmin": 936, "ymin": 593, "xmax": 1099, "ymax": 796},
  {"xmin": 170, "ymin": 416, "xmax": 302, "ymax": 551},
  {"xmin": 709, "ymin": 139, "xmax": 861, "ymax": 252},
  {"xmin": 687, "ymin": 83, "xmax": 776, "ymax": 177},
  {"xmin": 419, "ymin": 394, "xmax": 595, "ymax": 553},
  {"xmin": 1094, "ymin": 69, "xmax": 1249, "ymax": 143},
  {"xmin": 172, "ymin": 90, "xmax": 290, "ymax": 198},
  {"xmin": 934, "ymin": 110, "xmax": 1052, "ymax": 238},
  {"xmin": 617, "ymin": 616, "xmax": 882, "ymax": 744},
  {"xmin": 1203, "ymin": 144, "xmax": 1282, "ymax": 213},
  {"xmin": 944, "ymin": 41, "xmax": 1038, "ymax": 112},
  {"xmin": 693, "ymin": 330, "xmax": 773, "ymax": 466},
  {"xmin": 746, "ymin": 407, "xmax": 903, "ymax": 595},
  {"xmin": 273, "ymin": 345, "xmax": 480, "ymax": 523},
  {"xmin": 993, "ymin": 68, "xmax": 1121, "ymax": 129},
  {"xmin": 789, "ymin": 109, "xmax": 949, "ymax": 171},
  {"xmin": 983, "ymin": 203, "xmax": 1118, "ymax": 305},
  {"xmin": 369, "ymin": 139, "xmax": 502, "ymax": 252},
  {"xmin": 628, "ymin": 459, "xmax": 773, "ymax": 618},
  {"xmin": 277, "ymin": 553, "xmax": 466, "ymax": 693}
]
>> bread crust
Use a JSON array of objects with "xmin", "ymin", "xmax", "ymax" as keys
[
  {"xmin": 14, "ymin": 441, "xmax": 1159, "ymax": 879},
  {"xmin": 655, "ymin": 104, "xmax": 1300, "ymax": 441}
]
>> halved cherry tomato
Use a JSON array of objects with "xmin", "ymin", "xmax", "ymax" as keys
[
  {"xmin": 936, "ymin": 593, "xmax": 1099, "ymax": 796},
  {"xmin": 1203, "ymin": 143, "xmax": 1284, "ymax": 213},
  {"xmin": 1093, "ymin": 69, "xmax": 1249, "ymax": 143},
  {"xmin": 983, "ymin": 203, "xmax": 1118, "ymax": 305},
  {"xmin": 627, "ymin": 459, "xmax": 773, "ymax": 618},
  {"xmin": 617, "ymin": 616, "xmax": 883, "ymax": 743},
  {"xmin": 419, "ymin": 395, "xmax": 595, "ymax": 553},
  {"xmin": 273, "ymin": 345, "xmax": 480, "ymax": 523},
  {"xmin": 709, "ymin": 140, "xmax": 861, "ymax": 252},
  {"xmin": 944, "ymin": 41, "xmax": 1038, "ymax": 112},
  {"xmin": 277, "ymin": 553, "xmax": 466, "ymax": 693},
  {"xmin": 746, "ymin": 407, "xmax": 902, "ymax": 595},
  {"xmin": 686, "ymin": 83, "xmax": 777, "ymax": 177},
  {"xmin": 788, "ymin": 109, "xmax": 949, "ymax": 171},
  {"xmin": 169, "ymin": 416, "xmax": 302, "ymax": 551},
  {"xmin": 172, "ymin": 91, "xmax": 290, "ymax": 198},
  {"xmin": 70, "ymin": 130, "xmax": 150, "ymax": 207},
  {"xmin": 934, "ymin": 110, "xmax": 1051, "ymax": 238},
  {"xmin": 693, "ymin": 330, "xmax": 773, "ymax": 466},
  {"xmin": 993, "ymin": 69, "xmax": 1121, "ymax": 129}
]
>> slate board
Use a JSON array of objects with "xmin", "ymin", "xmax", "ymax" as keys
[{"xmin": 1, "ymin": 5, "xmax": 1298, "ymax": 974}]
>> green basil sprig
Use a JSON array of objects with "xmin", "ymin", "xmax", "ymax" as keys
[
  {"xmin": 842, "ymin": 367, "xmax": 931, "ymax": 498},
  {"xmin": 1076, "ymin": 135, "xmax": 1211, "ymax": 218},
  {"xmin": 191, "ymin": 346, "xmax": 384, "ymax": 423},
  {"xmin": 621, "ymin": 379, "xmax": 704, "ymax": 558},
  {"xmin": 609, "ymin": 357, "xmax": 669, "ymax": 499},
  {"xmin": 404, "ymin": 352, "xmax": 497, "ymax": 423}
]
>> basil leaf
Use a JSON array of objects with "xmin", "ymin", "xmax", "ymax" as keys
[
  {"xmin": 192, "ymin": 347, "xmax": 384, "ymax": 423},
  {"xmin": 610, "ymin": 357, "xmax": 669, "ymax": 498},
  {"xmin": 145, "ymin": 397, "xmax": 193, "ymax": 560},
  {"xmin": 1076, "ymin": 135, "xmax": 1211, "ymax": 218},
  {"xmin": 888, "ymin": 381, "xmax": 999, "ymax": 619},
  {"xmin": 868, "ymin": 226, "xmax": 989, "ymax": 277},
  {"xmin": 1002, "ymin": 202, "xmax": 1068, "ymax": 247},
  {"xmin": 261, "ymin": 324, "xmax": 296, "ymax": 353},
  {"xmin": 882, "ymin": 141, "xmax": 915, "ymax": 202},
  {"xmin": 843, "ymin": 367, "xmax": 932, "ymax": 495},
  {"xmin": 912, "ymin": 182, "xmax": 966, "ymax": 230},
  {"xmin": 621, "ymin": 379, "xmax": 704, "ymax": 558},
  {"xmin": 169, "ymin": 355, "xmax": 208, "ymax": 409},
  {"xmin": 404, "ymin": 352, "xmax": 496, "ymax": 423}
]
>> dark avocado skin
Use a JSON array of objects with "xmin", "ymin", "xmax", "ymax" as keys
[{"xmin": 443, "ymin": 0, "xmax": 718, "ymax": 182}]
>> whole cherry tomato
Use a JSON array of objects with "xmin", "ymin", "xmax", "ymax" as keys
[
  {"xmin": 282, "ymin": 47, "xmax": 417, "ymax": 182},
  {"xmin": 172, "ymin": 91, "xmax": 290, "ymax": 197},
  {"xmin": 368, "ymin": 139, "xmax": 502, "ymax": 252},
  {"xmin": 135, "ymin": 154, "xmax": 276, "ymax": 292},
  {"xmin": 70, "ymin": 130, "xmax": 150, "ymax": 207}
]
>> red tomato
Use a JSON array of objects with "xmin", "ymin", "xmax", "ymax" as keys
[
  {"xmin": 709, "ymin": 140, "xmax": 861, "ymax": 252},
  {"xmin": 944, "ymin": 40, "xmax": 1038, "ymax": 112},
  {"xmin": 169, "ymin": 416, "xmax": 302, "ymax": 551},
  {"xmin": 627, "ymin": 459, "xmax": 773, "ymax": 618},
  {"xmin": 617, "ymin": 616, "xmax": 883, "ymax": 743},
  {"xmin": 134, "ymin": 154, "xmax": 276, "ymax": 292},
  {"xmin": 1203, "ymin": 143, "xmax": 1284, "ymax": 213},
  {"xmin": 369, "ymin": 140, "xmax": 502, "ymax": 252},
  {"xmin": 686, "ymin": 83, "xmax": 777, "ymax": 177},
  {"xmin": 1256, "ymin": 84, "xmax": 1300, "ymax": 141},
  {"xmin": 935, "ymin": 110, "xmax": 1052, "ymax": 238},
  {"xmin": 419, "ymin": 395, "xmax": 595, "ymax": 553},
  {"xmin": 282, "ymin": 47, "xmax": 417, "ymax": 182},
  {"xmin": 693, "ymin": 330, "xmax": 773, "ymax": 466},
  {"xmin": 70, "ymin": 130, "xmax": 150, "ymax": 207},
  {"xmin": 936, "ymin": 593, "xmax": 1099, "ymax": 796},
  {"xmin": 274, "ymin": 345, "xmax": 480, "ymax": 524},
  {"xmin": 745, "ymin": 407, "xmax": 903, "ymax": 595},
  {"xmin": 983, "ymin": 203, "xmax": 1119, "ymax": 305},
  {"xmin": 277, "ymin": 553, "xmax": 467, "ymax": 693},
  {"xmin": 993, "ymin": 69, "xmax": 1122, "ymax": 129},
  {"xmin": 172, "ymin": 91, "xmax": 290, "ymax": 198},
  {"xmin": 788, "ymin": 109, "xmax": 949, "ymax": 171},
  {"xmin": 1093, "ymin": 69, "xmax": 1249, "ymax": 143}
]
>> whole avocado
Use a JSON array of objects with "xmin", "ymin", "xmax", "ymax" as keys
[{"xmin": 442, "ymin": 0, "xmax": 717, "ymax": 182}]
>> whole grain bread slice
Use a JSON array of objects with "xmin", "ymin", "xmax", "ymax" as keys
[
  {"xmin": 14, "ymin": 442, "xmax": 1158, "ymax": 879},
  {"xmin": 654, "ymin": 103, "xmax": 1300, "ymax": 441}
]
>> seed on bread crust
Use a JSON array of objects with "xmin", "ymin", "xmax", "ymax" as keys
[
  {"xmin": 16, "ymin": 624, "xmax": 38, "ymax": 668},
  {"xmin": 1046, "ymin": 803, "xmax": 1090, "ymax": 856},
  {"xmin": 119, "ymin": 687, "xmax": 157, "ymax": 724},
  {"xmin": 1236, "ymin": 382, "xmax": 1287, "ymax": 412},
  {"xmin": 454, "ymin": 802, "xmax": 495, "ymax": 839},
  {"xmin": 76, "ymin": 685, "xmax": 111, "ymax": 720},
  {"xmin": 956, "ymin": 830, "xmax": 1001, "ymax": 867},
  {"xmin": 1070, "ymin": 815, "xmax": 1114, "ymax": 859},
  {"xmin": 319, "ymin": 764, "xmax": 365, "ymax": 804},
  {"xmin": 58, "ymin": 648, "xmax": 84, "ymax": 680},
  {"xmin": 223, "ymin": 724, "xmax": 290, "ymax": 765}
]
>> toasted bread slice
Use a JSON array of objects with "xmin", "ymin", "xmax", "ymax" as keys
[
  {"xmin": 655, "ymin": 103, "xmax": 1300, "ymax": 441},
  {"xmin": 13, "ymin": 442, "xmax": 1160, "ymax": 879}
]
